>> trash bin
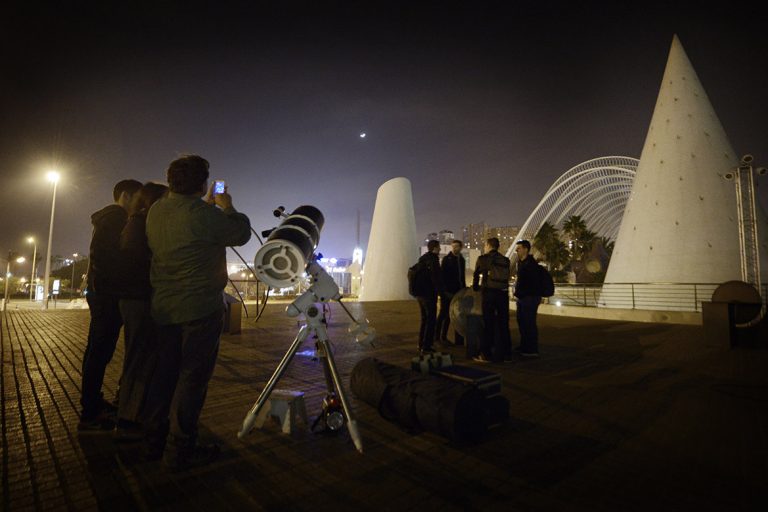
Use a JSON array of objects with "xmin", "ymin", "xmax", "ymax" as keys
[
  {"xmin": 223, "ymin": 293, "xmax": 242, "ymax": 334},
  {"xmin": 702, "ymin": 281, "xmax": 763, "ymax": 348},
  {"xmin": 449, "ymin": 288, "xmax": 484, "ymax": 358}
]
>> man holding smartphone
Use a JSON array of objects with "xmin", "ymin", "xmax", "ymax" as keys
[{"xmin": 143, "ymin": 155, "xmax": 251, "ymax": 470}]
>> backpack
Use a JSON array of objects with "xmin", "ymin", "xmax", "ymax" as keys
[
  {"xmin": 537, "ymin": 264, "xmax": 555, "ymax": 297},
  {"xmin": 408, "ymin": 259, "xmax": 432, "ymax": 297},
  {"xmin": 486, "ymin": 254, "xmax": 511, "ymax": 290}
]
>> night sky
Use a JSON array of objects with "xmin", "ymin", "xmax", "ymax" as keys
[{"xmin": 2, "ymin": 1, "xmax": 767, "ymax": 265}]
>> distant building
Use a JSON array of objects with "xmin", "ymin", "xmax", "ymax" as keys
[
  {"xmin": 462, "ymin": 223, "xmax": 487, "ymax": 251},
  {"xmin": 462, "ymin": 223, "xmax": 520, "ymax": 254},
  {"xmin": 423, "ymin": 229, "xmax": 457, "ymax": 246},
  {"xmin": 486, "ymin": 225, "xmax": 520, "ymax": 255}
]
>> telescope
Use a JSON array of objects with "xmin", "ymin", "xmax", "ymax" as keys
[
  {"xmin": 240, "ymin": 205, "xmax": 374, "ymax": 452},
  {"xmin": 253, "ymin": 205, "xmax": 324, "ymax": 289}
]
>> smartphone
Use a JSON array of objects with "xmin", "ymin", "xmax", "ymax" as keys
[{"xmin": 213, "ymin": 180, "xmax": 226, "ymax": 195}]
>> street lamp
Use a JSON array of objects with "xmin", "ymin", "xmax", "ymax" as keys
[
  {"xmin": 70, "ymin": 253, "xmax": 79, "ymax": 299},
  {"xmin": 42, "ymin": 170, "xmax": 60, "ymax": 310},
  {"xmin": 3, "ymin": 254, "xmax": 26, "ymax": 311},
  {"xmin": 27, "ymin": 237, "xmax": 37, "ymax": 300}
]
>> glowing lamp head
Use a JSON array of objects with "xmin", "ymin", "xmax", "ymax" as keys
[
  {"xmin": 46, "ymin": 171, "xmax": 60, "ymax": 183},
  {"xmin": 15, "ymin": 256, "xmax": 25, "ymax": 263}
]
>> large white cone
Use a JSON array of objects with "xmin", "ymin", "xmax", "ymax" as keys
[
  {"xmin": 359, "ymin": 178, "xmax": 419, "ymax": 301},
  {"xmin": 603, "ymin": 36, "xmax": 768, "ymax": 309}
]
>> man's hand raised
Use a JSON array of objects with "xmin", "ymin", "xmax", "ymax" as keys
[{"xmin": 204, "ymin": 182, "xmax": 234, "ymax": 210}]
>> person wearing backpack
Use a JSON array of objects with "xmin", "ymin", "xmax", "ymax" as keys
[
  {"xmin": 436, "ymin": 239, "xmax": 467, "ymax": 346},
  {"xmin": 513, "ymin": 240, "xmax": 541, "ymax": 358},
  {"xmin": 412, "ymin": 240, "xmax": 443, "ymax": 354},
  {"xmin": 471, "ymin": 237, "xmax": 512, "ymax": 363}
]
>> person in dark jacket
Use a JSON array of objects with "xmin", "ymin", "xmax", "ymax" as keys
[
  {"xmin": 114, "ymin": 182, "xmax": 168, "ymax": 440},
  {"xmin": 436, "ymin": 239, "xmax": 466, "ymax": 345},
  {"xmin": 415, "ymin": 239, "xmax": 442, "ymax": 354},
  {"xmin": 79, "ymin": 179, "xmax": 143, "ymax": 431},
  {"xmin": 514, "ymin": 240, "xmax": 541, "ymax": 357},
  {"xmin": 472, "ymin": 237, "xmax": 512, "ymax": 363}
]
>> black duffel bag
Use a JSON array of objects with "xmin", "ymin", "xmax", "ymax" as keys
[{"xmin": 350, "ymin": 357, "xmax": 487, "ymax": 443}]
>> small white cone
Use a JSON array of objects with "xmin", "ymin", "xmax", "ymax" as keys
[{"xmin": 360, "ymin": 178, "xmax": 419, "ymax": 301}]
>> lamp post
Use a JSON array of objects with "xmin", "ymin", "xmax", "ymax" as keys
[
  {"xmin": 27, "ymin": 237, "xmax": 37, "ymax": 300},
  {"xmin": 70, "ymin": 253, "xmax": 79, "ymax": 299},
  {"xmin": 42, "ymin": 171, "xmax": 60, "ymax": 310},
  {"xmin": 3, "ymin": 254, "xmax": 26, "ymax": 311}
]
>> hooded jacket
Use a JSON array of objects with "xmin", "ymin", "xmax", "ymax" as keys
[{"xmin": 86, "ymin": 204, "xmax": 129, "ymax": 295}]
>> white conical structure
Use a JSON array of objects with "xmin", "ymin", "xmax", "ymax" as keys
[
  {"xmin": 359, "ymin": 177, "xmax": 418, "ymax": 301},
  {"xmin": 603, "ymin": 36, "xmax": 768, "ymax": 308}
]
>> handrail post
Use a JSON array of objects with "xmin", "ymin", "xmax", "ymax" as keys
[
  {"xmin": 631, "ymin": 283, "xmax": 635, "ymax": 309},
  {"xmin": 694, "ymin": 284, "xmax": 698, "ymax": 311}
]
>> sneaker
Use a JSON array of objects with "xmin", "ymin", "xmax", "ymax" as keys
[
  {"xmin": 99, "ymin": 398, "xmax": 118, "ymax": 419},
  {"xmin": 78, "ymin": 415, "xmax": 116, "ymax": 434},
  {"xmin": 521, "ymin": 352, "xmax": 540, "ymax": 358},
  {"xmin": 472, "ymin": 355, "xmax": 490, "ymax": 364},
  {"xmin": 164, "ymin": 443, "xmax": 221, "ymax": 472},
  {"xmin": 114, "ymin": 421, "xmax": 143, "ymax": 443},
  {"xmin": 143, "ymin": 443, "xmax": 165, "ymax": 462}
]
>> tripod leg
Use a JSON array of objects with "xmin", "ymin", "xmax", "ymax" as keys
[
  {"xmin": 238, "ymin": 325, "xmax": 309, "ymax": 438},
  {"xmin": 317, "ymin": 338, "xmax": 364, "ymax": 453}
]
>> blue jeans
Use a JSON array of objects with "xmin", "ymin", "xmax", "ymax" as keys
[
  {"xmin": 417, "ymin": 296, "xmax": 438, "ymax": 350},
  {"xmin": 481, "ymin": 289, "xmax": 511, "ymax": 361},
  {"xmin": 142, "ymin": 308, "xmax": 224, "ymax": 451},
  {"xmin": 81, "ymin": 292, "xmax": 123, "ymax": 420},
  {"xmin": 118, "ymin": 298, "xmax": 158, "ymax": 423},
  {"xmin": 516, "ymin": 296, "xmax": 541, "ymax": 354}
]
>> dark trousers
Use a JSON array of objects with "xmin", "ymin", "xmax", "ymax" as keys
[
  {"xmin": 117, "ymin": 298, "xmax": 158, "ymax": 423},
  {"xmin": 142, "ymin": 308, "xmax": 223, "ymax": 451},
  {"xmin": 81, "ymin": 292, "xmax": 123, "ymax": 420},
  {"xmin": 436, "ymin": 292, "xmax": 464, "ymax": 345},
  {"xmin": 480, "ymin": 289, "xmax": 511, "ymax": 362},
  {"xmin": 516, "ymin": 295, "xmax": 541, "ymax": 354},
  {"xmin": 417, "ymin": 296, "xmax": 438, "ymax": 350}
]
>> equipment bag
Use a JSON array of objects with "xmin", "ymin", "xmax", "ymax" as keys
[
  {"xmin": 486, "ymin": 254, "xmax": 511, "ymax": 290},
  {"xmin": 407, "ymin": 260, "xmax": 431, "ymax": 297},
  {"xmin": 537, "ymin": 264, "xmax": 555, "ymax": 297},
  {"xmin": 350, "ymin": 358, "xmax": 487, "ymax": 442}
]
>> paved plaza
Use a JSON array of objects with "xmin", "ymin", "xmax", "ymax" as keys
[{"xmin": 1, "ymin": 302, "xmax": 767, "ymax": 511}]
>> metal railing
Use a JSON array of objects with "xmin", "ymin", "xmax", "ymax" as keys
[{"xmin": 538, "ymin": 282, "xmax": 768, "ymax": 312}]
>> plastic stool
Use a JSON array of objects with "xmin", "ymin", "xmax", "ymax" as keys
[{"xmin": 254, "ymin": 389, "xmax": 308, "ymax": 434}]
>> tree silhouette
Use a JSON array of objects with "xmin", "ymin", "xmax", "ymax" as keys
[{"xmin": 534, "ymin": 222, "xmax": 569, "ymax": 279}]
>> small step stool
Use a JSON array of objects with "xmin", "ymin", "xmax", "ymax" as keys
[{"xmin": 253, "ymin": 389, "xmax": 308, "ymax": 434}]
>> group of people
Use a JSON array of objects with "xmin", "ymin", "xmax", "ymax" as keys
[
  {"xmin": 414, "ymin": 237, "xmax": 542, "ymax": 363},
  {"xmin": 78, "ymin": 155, "xmax": 251, "ymax": 471}
]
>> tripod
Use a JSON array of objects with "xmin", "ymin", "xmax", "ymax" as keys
[{"xmin": 238, "ymin": 262, "xmax": 374, "ymax": 453}]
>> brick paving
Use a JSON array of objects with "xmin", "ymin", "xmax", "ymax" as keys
[{"xmin": 1, "ymin": 302, "xmax": 767, "ymax": 511}]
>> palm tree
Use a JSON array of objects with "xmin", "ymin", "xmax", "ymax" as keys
[
  {"xmin": 562, "ymin": 215, "xmax": 587, "ymax": 241},
  {"xmin": 534, "ymin": 222, "xmax": 570, "ymax": 276},
  {"xmin": 599, "ymin": 236, "xmax": 615, "ymax": 257}
]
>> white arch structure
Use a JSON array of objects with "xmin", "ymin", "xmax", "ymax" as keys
[{"xmin": 505, "ymin": 156, "xmax": 639, "ymax": 259}]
